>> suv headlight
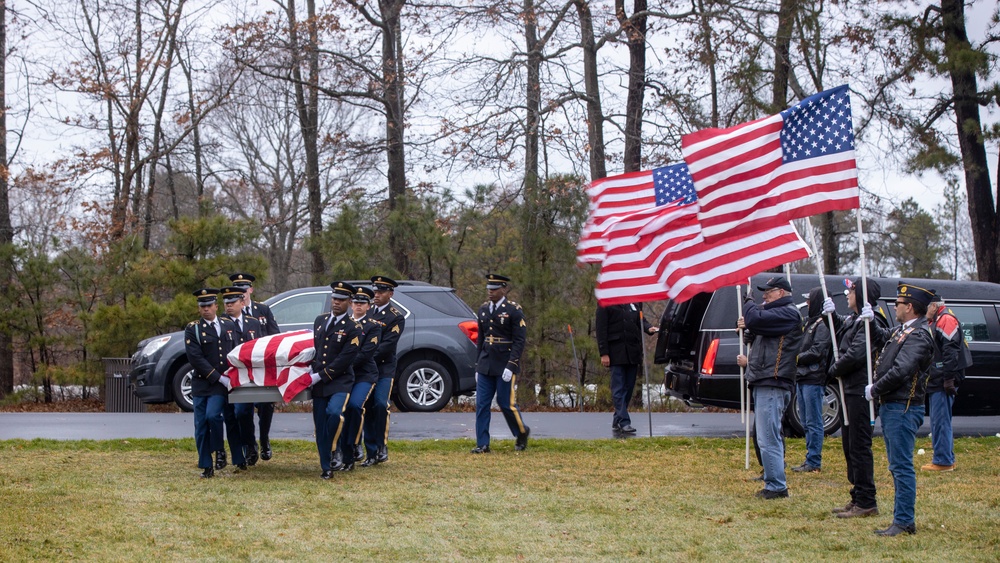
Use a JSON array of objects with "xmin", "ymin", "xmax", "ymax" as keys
[{"xmin": 141, "ymin": 335, "xmax": 172, "ymax": 359}]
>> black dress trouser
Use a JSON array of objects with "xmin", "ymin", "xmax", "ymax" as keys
[{"xmin": 842, "ymin": 393, "xmax": 877, "ymax": 509}]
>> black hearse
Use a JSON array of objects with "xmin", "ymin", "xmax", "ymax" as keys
[{"xmin": 655, "ymin": 273, "xmax": 1000, "ymax": 435}]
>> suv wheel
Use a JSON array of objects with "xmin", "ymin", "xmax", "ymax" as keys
[
  {"xmin": 786, "ymin": 383, "xmax": 843, "ymax": 437},
  {"xmin": 172, "ymin": 363, "xmax": 195, "ymax": 412},
  {"xmin": 395, "ymin": 359, "xmax": 454, "ymax": 412}
]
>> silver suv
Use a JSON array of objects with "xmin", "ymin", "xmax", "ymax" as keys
[{"xmin": 129, "ymin": 281, "xmax": 479, "ymax": 412}]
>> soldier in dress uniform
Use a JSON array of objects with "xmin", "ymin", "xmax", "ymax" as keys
[
  {"xmin": 309, "ymin": 281, "xmax": 363, "ymax": 479},
  {"xmin": 866, "ymin": 282, "xmax": 936, "ymax": 537},
  {"xmin": 337, "ymin": 286, "xmax": 382, "ymax": 470},
  {"xmin": 221, "ymin": 285, "xmax": 263, "ymax": 467},
  {"xmin": 472, "ymin": 274, "xmax": 529, "ymax": 453},
  {"xmin": 230, "ymin": 272, "xmax": 281, "ymax": 461},
  {"xmin": 184, "ymin": 289, "xmax": 238, "ymax": 478},
  {"xmin": 361, "ymin": 275, "xmax": 406, "ymax": 466}
]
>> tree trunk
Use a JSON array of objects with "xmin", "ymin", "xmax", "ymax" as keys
[
  {"xmin": 941, "ymin": 0, "xmax": 998, "ymax": 282},
  {"xmin": 0, "ymin": 0, "xmax": 13, "ymax": 398},
  {"xmin": 616, "ymin": 0, "xmax": 646, "ymax": 172},
  {"xmin": 771, "ymin": 0, "xmax": 797, "ymax": 112},
  {"xmin": 382, "ymin": 0, "xmax": 410, "ymax": 276},
  {"xmin": 575, "ymin": 0, "xmax": 605, "ymax": 180}
]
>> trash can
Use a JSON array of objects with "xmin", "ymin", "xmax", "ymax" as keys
[{"xmin": 103, "ymin": 358, "xmax": 146, "ymax": 413}]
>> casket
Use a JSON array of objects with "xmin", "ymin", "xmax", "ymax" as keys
[{"xmin": 224, "ymin": 329, "xmax": 315, "ymax": 403}]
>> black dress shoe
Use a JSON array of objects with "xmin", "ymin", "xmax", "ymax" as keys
[
  {"xmin": 200, "ymin": 467, "xmax": 214, "ymax": 478},
  {"xmin": 336, "ymin": 462, "xmax": 354, "ymax": 472},
  {"xmin": 247, "ymin": 446, "xmax": 259, "ymax": 466},
  {"xmin": 515, "ymin": 426, "xmax": 531, "ymax": 451},
  {"xmin": 320, "ymin": 470, "xmax": 333, "ymax": 480},
  {"xmin": 754, "ymin": 488, "xmax": 789, "ymax": 499},
  {"xmin": 874, "ymin": 523, "xmax": 916, "ymax": 536},
  {"xmin": 791, "ymin": 463, "xmax": 820, "ymax": 473},
  {"xmin": 618, "ymin": 424, "xmax": 637, "ymax": 434},
  {"xmin": 215, "ymin": 451, "xmax": 228, "ymax": 470},
  {"xmin": 471, "ymin": 445, "xmax": 491, "ymax": 454},
  {"xmin": 353, "ymin": 444, "xmax": 366, "ymax": 462},
  {"xmin": 360, "ymin": 457, "xmax": 379, "ymax": 467},
  {"xmin": 375, "ymin": 445, "xmax": 389, "ymax": 464},
  {"xmin": 236, "ymin": 463, "xmax": 248, "ymax": 471},
  {"xmin": 330, "ymin": 449, "xmax": 346, "ymax": 471},
  {"xmin": 260, "ymin": 439, "xmax": 272, "ymax": 461}
]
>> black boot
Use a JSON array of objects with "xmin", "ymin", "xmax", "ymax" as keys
[
  {"xmin": 215, "ymin": 450, "xmax": 227, "ymax": 470},
  {"xmin": 375, "ymin": 445, "xmax": 389, "ymax": 464},
  {"xmin": 330, "ymin": 449, "xmax": 346, "ymax": 472},
  {"xmin": 260, "ymin": 438, "xmax": 272, "ymax": 461},
  {"xmin": 353, "ymin": 444, "xmax": 366, "ymax": 462}
]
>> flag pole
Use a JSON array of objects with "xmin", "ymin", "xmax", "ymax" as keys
[
  {"xmin": 856, "ymin": 212, "xmax": 876, "ymax": 425},
  {"xmin": 737, "ymin": 285, "xmax": 745, "ymax": 424},
  {"xmin": 639, "ymin": 309, "xmax": 653, "ymax": 438},
  {"xmin": 568, "ymin": 324, "xmax": 583, "ymax": 413},
  {"xmin": 803, "ymin": 219, "xmax": 849, "ymax": 426},
  {"xmin": 743, "ymin": 278, "xmax": 752, "ymax": 470}
]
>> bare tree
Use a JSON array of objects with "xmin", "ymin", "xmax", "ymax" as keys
[{"xmin": 0, "ymin": 0, "xmax": 12, "ymax": 398}]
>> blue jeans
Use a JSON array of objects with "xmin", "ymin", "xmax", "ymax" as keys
[
  {"xmin": 610, "ymin": 364, "xmax": 639, "ymax": 428},
  {"xmin": 193, "ymin": 394, "xmax": 225, "ymax": 469},
  {"xmin": 797, "ymin": 383, "xmax": 825, "ymax": 469},
  {"xmin": 753, "ymin": 386, "xmax": 790, "ymax": 492},
  {"xmin": 928, "ymin": 391, "xmax": 955, "ymax": 466},
  {"xmin": 312, "ymin": 393, "xmax": 349, "ymax": 471},
  {"xmin": 363, "ymin": 377, "xmax": 394, "ymax": 458},
  {"xmin": 475, "ymin": 373, "xmax": 527, "ymax": 448},
  {"xmin": 880, "ymin": 402, "xmax": 925, "ymax": 527}
]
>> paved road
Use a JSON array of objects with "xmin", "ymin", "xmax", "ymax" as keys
[{"xmin": 2, "ymin": 411, "xmax": 998, "ymax": 441}]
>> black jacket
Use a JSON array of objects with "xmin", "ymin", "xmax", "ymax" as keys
[
  {"xmin": 828, "ymin": 278, "xmax": 891, "ymax": 396},
  {"xmin": 476, "ymin": 297, "xmax": 527, "ymax": 376},
  {"xmin": 245, "ymin": 300, "xmax": 280, "ymax": 336},
  {"xmin": 596, "ymin": 303, "xmax": 653, "ymax": 366},
  {"xmin": 310, "ymin": 313, "xmax": 362, "ymax": 397},
  {"xmin": 184, "ymin": 316, "xmax": 239, "ymax": 397},
  {"xmin": 926, "ymin": 309, "xmax": 973, "ymax": 392},
  {"xmin": 350, "ymin": 314, "xmax": 382, "ymax": 385},
  {"xmin": 742, "ymin": 295, "xmax": 803, "ymax": 391},
  {"xmin": 370, "ymin": 303, "xmax": 406, "ymax": 379},
  {"xmin": 872, "ymin": 316, "xmax": 935, "ymax": 406},
  {"xmin": 796, "ymin": 288, "xmax": 833, "ymax": 386}
]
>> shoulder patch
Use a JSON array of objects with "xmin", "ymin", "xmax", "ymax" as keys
[{"xmin": 390, "ymin": 306, "xmax": 402, "ymax": 316}]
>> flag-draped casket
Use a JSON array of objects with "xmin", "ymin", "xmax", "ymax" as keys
[{"xmin": 225, "ymin": 329, "xmax": 315, "ymax": 403}]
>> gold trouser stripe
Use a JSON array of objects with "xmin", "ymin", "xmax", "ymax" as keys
[
  {"xmin": 355, "ymin": 385, "xmax": 376, "ymax": 444},
  {"xmin": 508, "ymin": 375, "xmax": 526, "ymax": 433},
  {"xmin": 331, "ymin": 392, "xmax": 350, "ymax": 445},
  {"xmin": 384, "ymin": 379, "xmax": 395, "ymax": 444}
]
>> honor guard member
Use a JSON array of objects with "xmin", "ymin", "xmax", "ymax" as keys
[
  {"xmin": 866, "ymin": 282, "xmax": 936, "ymax": 537},
  {"xmin": 309, "ymin": 281, "xmax": 362, "ymax": 479},
  {"xmin": 337, "ymin": 286, "xmax": 381, "ymax": 470},
  {"xmin": 230, "ymin": 272, "xmax": 281, "ymax": 462},
  {"xmin": 472, "ymin": 274, "xmax": 529, "ymax": 453},
  {"xmin": 222, "ymin": 285, "xmax": 263, "ymax": 467},
  {"xmin": 184, "ymin": 289, "xmax": 238, "ymax": 478},
  {"xmin": 361, "ymin": 275, "xmax": 405, "ymax": 466},
  {"xmin": 222, "ymin": 286, "xmax": 260, "ymax": 469}
]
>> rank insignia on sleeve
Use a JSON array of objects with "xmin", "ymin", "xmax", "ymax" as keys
[
  {"xmin": 392, "ymin": 326, "xmax": 400, "ymax": 333},
  {"xmin": 351, "ymin": 337, "xmax": 360, "ymax": 346},
  {"xmin": 520, "ymin": 320, "xmax": 526, "ymax": 327},
  {"xmin": 371, "ymin": 337, "xmax": 378, "ymax": 344}
]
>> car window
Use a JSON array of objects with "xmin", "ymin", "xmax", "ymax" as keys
[
  {"xmin": 947, "ymin": 305, "xmax": 992, "ymax": 342},
  {"xmin": 403, "ymin": 290, "xmax": 474, "ymax": 318},
  {"xmin": 270, "ymin": 292, "xmax": 329, "ymax": 325}
]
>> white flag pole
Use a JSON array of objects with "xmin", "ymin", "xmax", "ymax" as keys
[
  {"xmin": 743, "ymin": 278, "xmax": 752, "ymax": 470},
  {"xmin": 856, "ymin": 212, "xmax": 876, "ymax": 425},
  {"xmin": 803, "ymin": 219, "xmax": 849, "ymax": 426},
  {"xmin": 737, "ymin": 285, "xmax": 745, "ymax": 425}
]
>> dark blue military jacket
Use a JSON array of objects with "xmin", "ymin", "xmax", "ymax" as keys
[
  {"xmin": 311, "ymin": 313, "xmax": 362, "ymax": 397},
  {"xmin": 351, "ymin": 314, "xmax": 382, "ymax": 385},
  {"xmin": 475, "ymin": 297, "xmax": 527, "ymax": 377},
  {"xmin": 185, "ymin": 316, "xmax": 239, "ymax": 397},
  {"xmin": 246, "ymin": 300, "xmax": 280, "ymax": 336},
  {"xmin": 371, "ymin": 304, "xmax": 405, "ymax": 379}
]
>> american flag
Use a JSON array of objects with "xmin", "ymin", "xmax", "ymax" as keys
[
  {"xmin": 577, "ymin": 168, "xmax": 672, "ymax": 264},
  {"xmin": 591, "ymin": 165, "xmax": 811, "ymax": 305},
  {"xmin": 682, "ymin": 85, "xmax": 860, "ymax": 242}
]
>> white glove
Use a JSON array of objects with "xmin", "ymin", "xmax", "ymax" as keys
[
  {"xmin": 310, "ymin": 372, "xmax": 322, "ymax": 386},
  {"xmin": 218, "ymin": 375, "xmax": 232, "ymax": 391},
  {"xmin": 860, "ymin": 304, "xmax": 874, "ymax": 322},
  {"xmin": 502, "ymin": 368, "xmax": 513, "ymax": 382},
  {"xmin": 822, "ymin": 298, "xmax": 836, "ymax": 315},
  {"xmin": 864, "ymin": 384, "xmax": 874, "ymax": 402},
  {"xmin": 475, "ymin": 372, "xmax": 479, "ymax": 383}
]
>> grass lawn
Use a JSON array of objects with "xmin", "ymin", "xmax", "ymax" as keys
[{"xmin": 1, "ymin": 435, "xmax": 998, "ymax": 561}]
